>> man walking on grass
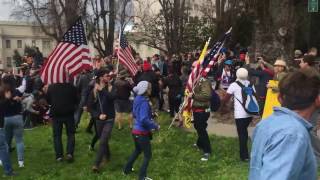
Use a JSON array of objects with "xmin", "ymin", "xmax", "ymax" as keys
[{"xmin": 46, "ymin": 82, "xmax": 78, "ymax": 162}]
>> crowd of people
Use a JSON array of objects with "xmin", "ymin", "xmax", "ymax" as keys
[{"xmin": 0, "ymin": 45, "xmax": 319, "ymax": 180}]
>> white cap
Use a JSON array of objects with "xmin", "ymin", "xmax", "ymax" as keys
[
  {"xmin": 236, "ymin": 68, "xmax": 248, "ymax": 80},
  {"xmin": 133, "ymin": 81, "xmax": 149, "ymax": 95}
]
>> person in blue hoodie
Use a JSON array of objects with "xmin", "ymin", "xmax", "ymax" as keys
[{"xmin": 123, "ymin": 81, "xmax": 160, "ymax": 180}]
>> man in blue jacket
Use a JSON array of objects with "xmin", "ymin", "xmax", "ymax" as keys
[{"xmin": 249, "ymin": 70, "xmax": 319, "ymax": 180}]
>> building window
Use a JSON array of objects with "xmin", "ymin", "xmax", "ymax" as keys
[
  {"xmin": 42, "ymin": 40, "xmax": 51, "ymax": 49},
  {"xmin": 32, "ymin": 40, "xmax": 36, "ymax": 47},
  {"xmin": 7, "ymin": 57, "xmax": 12, "ymax": 67},
  {"xmin": 17, "ymin": 40, "xmax": 22, "ymax": 48},
  {"xmin": 6, "ymin": 40, "xmax": 11, "ymax": 48}
]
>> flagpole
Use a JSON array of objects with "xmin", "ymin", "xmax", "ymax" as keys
[
  {"xmin": 168, "ymin": 37, "xmax": 211, "ymax": 129},
  {"xmin": 115, "ymin": 27, "xmax": 122, "ymax": 77}
]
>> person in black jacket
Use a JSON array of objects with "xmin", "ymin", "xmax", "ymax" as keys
[
  {"xmin": 137, "ymin": 61, "xmax": 160, "ymax": 112},
  {"xmin": 74, "ymin": 70, "xmax": 93, "ymax": 128},
  {"xmin": 46, "ymin": 82, "xmax": 78, "ymax": 162},
  {"xmin": 87, "ymin": 69, "xmax": 117, "ymax": 173},
  {"xmin": 162, "ymin": 70, "xmax": 183, "ymax": 117},
  {"xmin": 114, "ymin": 70, "xmax": 133, "ymax": 129}
]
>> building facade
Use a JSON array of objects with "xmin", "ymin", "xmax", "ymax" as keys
[{"xmin": 0, "ymin": 21, "xmax": 53, "ymax": 70}]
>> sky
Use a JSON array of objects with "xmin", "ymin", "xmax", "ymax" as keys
[{"xmin": 0, "ymin": 0, "xmax": 14, "ymax": 21}]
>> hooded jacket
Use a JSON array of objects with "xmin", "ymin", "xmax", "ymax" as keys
[{"xmin": 132, "ymin": 95, "xmax": 158, "ymax": 135}]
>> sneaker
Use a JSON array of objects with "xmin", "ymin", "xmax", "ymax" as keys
[
  {"xmin": 92, "ymin": 165, "xmax": 99, "ymax": 173},
  {"xmin": 88, "ymin": 145, "xmax": 95, "ymax": 151},
  {"xmin": 18, "ymin": 161, "xmax": 24, "ymax": 168},
  {"xmin": 65, "ymin": 154, "xmax": 74, "ymax": 163},
  {"xmin": 123, "ymin": 168, "xmax": 134, "ymax": 175},
  {"xmin": 24, "ymin": 127, "xmax": 34, "ymax": 130},
  {"xmin": 201, "ymin": 153, "xmax": 210, "ymax": 161},
  {"xmin": 56, "ymin": 157, "xmax": 63, "ymax": 162},
  {"xmin": 192, "ymin": 144, "xmax": 202, "ymax": 151},
  {"xmin": 144, "ymin": 177, "xmax": 153, "ymax": 180}
]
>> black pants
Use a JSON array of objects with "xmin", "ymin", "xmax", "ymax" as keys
[
  {"xmin": 52, "ymin": 115, "xmax": 75, "ymax": 159},
  {"xmin": 235, "ymin": 117, "xmax": 252, "ymax": 160},
  {"xmin": 94, "ymin": 120, "xmax": 114, "ymax": 166},
  {"xmin": 90, "ymin": 118, "xmax": 99, "ymax": 148},
  {"xmin": 86, "ymin": 116, "xmax": 95, "ymax": 132},
  {"xmin": 168, "ymin": 96, "xmax": 181, "ymax": 117},
  {"xmin": 193, "ymin": 112, "xmax": 211, "ymax": 154},
  {"xmin": 124, "ymin": 135, "xmax": 152, "ymax": 180}
]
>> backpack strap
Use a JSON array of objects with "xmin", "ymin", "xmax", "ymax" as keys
[{"xmin": 235, "ymin": 81, "xmax": 245, "ymax": 88}]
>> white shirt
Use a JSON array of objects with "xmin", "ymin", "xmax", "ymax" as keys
[{"xmin": 227, "ymin": 80, "xmax": 254, "ymax": 119}]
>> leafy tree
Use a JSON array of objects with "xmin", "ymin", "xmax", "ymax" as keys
[{"xmin": 24, "ymin": 46, "xmax": 36, "ymax": 57}]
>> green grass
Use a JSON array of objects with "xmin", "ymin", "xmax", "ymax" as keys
[{"xmin": 1, "ymin": 113, "xmax": 249, "ymax": 180}]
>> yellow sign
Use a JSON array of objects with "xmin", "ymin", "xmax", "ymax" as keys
[{"xmin": 262, "ymin": 80, "xmax": 281, "ymax": 119}]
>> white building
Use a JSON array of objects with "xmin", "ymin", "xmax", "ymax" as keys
[{"xmin": 0, "ymin": 21, "xmax": 53, "ymax": 70}]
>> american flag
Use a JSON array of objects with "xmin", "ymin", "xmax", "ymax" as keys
[
  {"xmin": 117, "ymin": 30, "xmax": 139, "ymax": 76},
  {"xmin": 184, "ymin": 29, "xmax": 231, "ymax": 111},
  {"xmin": 41, "ymin": 18, "xmax": 92, "ymax": 84}
]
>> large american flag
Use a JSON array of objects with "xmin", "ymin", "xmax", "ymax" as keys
[
  {"xmin": 41, "ymin": 18, "xmax": 92, "ymax": 84},
  {"xmin": 117, "ymin": 30, "xmax": 139, "ymax": 76},
  {"xmin": 184, "ymin": 29, "xmax": 231, "ymax": 111}
]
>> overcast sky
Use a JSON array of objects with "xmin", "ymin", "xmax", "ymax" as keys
[{"xmin": 0, "ymin": 0, "xmax": 14, "ymax": 21}]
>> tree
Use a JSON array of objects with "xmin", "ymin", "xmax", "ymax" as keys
[
  {"xmin": 182, "ymin": 17, "xmax": 216, "ymax": 52},
  {"xmin": 24, "ymin": 46, "xmax": 36, "ymax": 57},
  {"xmin": 85, "ymin": 0, "xmax": 115, "ymax": 56},
  {"xmin": 132, "ymin": 0, "xmax": 188, "ymax": 55},
  {"xmin": 12, "ymin": 50, "xmax": 23, "ymax": 67},
  {"xmin": 11, "ymin": 0, "xmax": 87, "ymax": 41}
]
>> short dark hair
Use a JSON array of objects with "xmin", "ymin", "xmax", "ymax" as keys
[
  {"xmin": 303, "ymin": 55, "xmax": 316, "ymax": 66},
  {"xmin": 279, "ymin": 70, "xmax": 320, "ymax": 110}
]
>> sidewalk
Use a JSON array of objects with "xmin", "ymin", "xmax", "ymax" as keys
[{"xmin": 187, "ymin": 115, "xmax": 254, "ymax": 138}]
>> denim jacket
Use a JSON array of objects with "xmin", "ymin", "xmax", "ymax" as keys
[{"xmin": 249, "ymin": 107, "xmax": 317, "ymax": 180}]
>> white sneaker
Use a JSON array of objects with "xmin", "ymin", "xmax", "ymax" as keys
[
  {"xmin": 0, "ymin": 160, "xmax": 2, "ymax": 166},
  {"xmin": 18, "ymin": 161, "xmax": 24, "ymax": 168},
  {"xmin": 200, "ymin": 153, "xmax": 210, "ymax": 161},
  {"xmin": 144, "ymin": 177, "xmax": 153, "ymax": 180}
]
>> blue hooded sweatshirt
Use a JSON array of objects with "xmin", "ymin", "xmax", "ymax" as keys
[{"xmin": 132, "ymin": 95, "xmax": 158, "ymax": 135}]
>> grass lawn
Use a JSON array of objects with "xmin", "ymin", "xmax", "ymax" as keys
[{"xmin": 1, "ymin": 112, "xmax": 249, "ymax": 180}]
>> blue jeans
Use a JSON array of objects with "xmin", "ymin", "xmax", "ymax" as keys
[
  {"xmin": 124, "ymin": 135, "xmax": 152, "ymax": 180},
  {"xmin": 4, "ymin": 115, "xmax": 24, "ymax": 161},
  {"xmin": 0, "ymin": 129, "xmax": 13, "ymax": 175}
]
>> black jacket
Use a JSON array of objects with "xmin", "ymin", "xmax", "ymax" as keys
[
  {"xmin": 87, "ymin": 86, "xmax": 116, "ymax": 119},
  {"xmin": 2, "ymin": 89, "xmax": 23, "ymax": 117},
  {"xmin": 163, "ymin": 74, "xmax": 183, "ymax": 98},
  {"xmin": 114, "ymin": 79, "xmax": 132, "ymax": 100},
  {"xmin": 47, "ymin": 83, "xmax": 79, "ymax": 117}
]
